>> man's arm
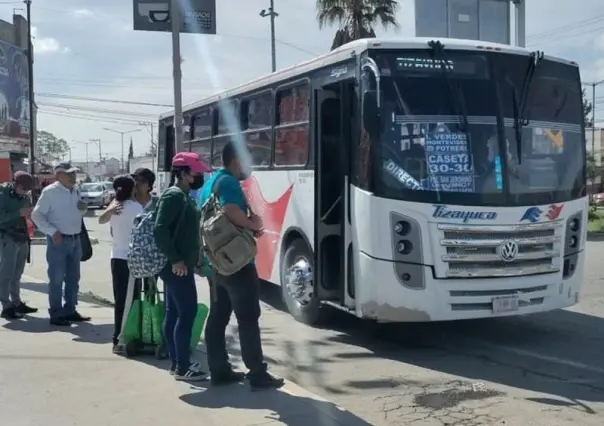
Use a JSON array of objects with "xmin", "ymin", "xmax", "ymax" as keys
[
  {"xmin": 218, "ymin": 178, "xmax": 259, "ymax": 231},
  {"xmin": 31, "ymin": 189, "xmax": 57, "ymax": 236},
  {"xmin": 154, "ymin": 190, "xmax": 185, "ymax": 264}
]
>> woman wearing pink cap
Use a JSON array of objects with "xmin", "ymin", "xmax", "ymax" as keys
[{"xmin": 153, "ymin": 152, "xmax": 210, "ymax": 381}]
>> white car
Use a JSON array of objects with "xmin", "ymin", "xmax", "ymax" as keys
[{"xmin": 80, "ymin": 182, "xmax": 112, "ymax": 208}]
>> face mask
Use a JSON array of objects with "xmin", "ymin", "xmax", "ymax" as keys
[{"xmin": 190, "ymin": 174, "xmax": 204, "ymax": 190}]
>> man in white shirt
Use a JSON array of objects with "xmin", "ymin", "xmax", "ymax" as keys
[{"xmin": 31, "ymin": 162, "xmax": 89, "ymax": 326}]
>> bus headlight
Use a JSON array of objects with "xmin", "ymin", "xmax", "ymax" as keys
[
  {"xmin": 569, "ymin": 236, "xmax": 577, "ymax": 248},
  {"xmin": 397, "ymin": 240, "xmax": 413, "ymax": 254},
  {"xmin": 394, "ymin": 221, "xmax": 410, "ymax": 236},
  {"xmin": 569, "ymin": 218, "xmax": 579, "ymax": 232}
]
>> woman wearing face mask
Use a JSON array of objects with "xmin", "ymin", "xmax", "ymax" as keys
[{"xmin": 154, "ymin": 152, "xmax": 209, "ymax": 381}]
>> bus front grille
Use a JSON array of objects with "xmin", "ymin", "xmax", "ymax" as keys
[{"xmin": 438, "ymin": 221, "xmax": 563, "ymax": 278}]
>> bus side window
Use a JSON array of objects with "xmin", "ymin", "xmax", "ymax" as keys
[
  {"xmin": 242, "ymin": 91, "xmax": 273, "ymax": 168},
  {"xmin": 274, "ymin": 83, "xmax": 310, "ymax": 167}
]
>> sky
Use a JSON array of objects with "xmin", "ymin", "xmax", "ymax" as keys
[{"xmin": 4, "ymin": 0, "xmax": 604, "ymax": 162}]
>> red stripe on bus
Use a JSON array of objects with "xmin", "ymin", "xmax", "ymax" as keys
[{"xmin": 242, "ymin": 177, "xmax": 294, "ymax": 280}]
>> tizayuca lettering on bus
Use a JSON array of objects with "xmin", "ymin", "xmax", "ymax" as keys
[{"xmin": 432, "ymin": 205, "xmax": 498, "ymax": 223}]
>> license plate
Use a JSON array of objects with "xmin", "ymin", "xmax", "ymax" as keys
[{"xmin": 492, "ymin": 295, "xmax": 519, "ymax": 313}]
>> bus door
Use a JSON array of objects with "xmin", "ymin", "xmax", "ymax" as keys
[{"xmin": 313, "ymin": 77, "xmax": 356, "ymax": 306}]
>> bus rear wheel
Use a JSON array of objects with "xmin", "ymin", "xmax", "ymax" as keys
[{"xmin": 281, "ymin": 238, "xmax": 326, "ymax": 326}]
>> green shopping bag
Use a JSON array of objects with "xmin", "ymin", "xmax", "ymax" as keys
[
  {"xmin": 122, "ymin": 299, "xmax": 142, "ymax": 343},
  {"xmin": 190, "ymin": 303, "xmax": 209, "ymax": 349},
  {"xmin": 148, "ymin": 278, "xmax": 165, "ymax": 346}
]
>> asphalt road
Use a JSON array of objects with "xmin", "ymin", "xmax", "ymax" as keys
[{"xmin": 22, "ymin": 212, "xmax": 604, "ymax": 425}]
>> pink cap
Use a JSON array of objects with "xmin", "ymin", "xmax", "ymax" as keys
[{"xmin": 171, "ymin": 152, "xmax": 211, "ymax": 174}]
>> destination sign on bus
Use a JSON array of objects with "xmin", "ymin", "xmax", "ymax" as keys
[{"xmin": 423, "ymin": 132, "xmax": 475, "ymax": 193}]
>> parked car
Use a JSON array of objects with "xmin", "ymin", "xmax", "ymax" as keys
[
  {"xmin": 80, "ymin": 182, "xmax": 112, "ymax": 208},
  {"xmin": 102, "ymin": 181, "xmax": 116, "ymax": 202}
]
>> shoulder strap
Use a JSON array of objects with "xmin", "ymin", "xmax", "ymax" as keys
[{"xmin": 211, "ymin": 175, "xmax": 229, "ymax": 197}]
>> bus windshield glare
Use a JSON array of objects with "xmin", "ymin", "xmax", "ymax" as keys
[{"xmin": 369, "ymin": 50, "xmax": 585, "ymax": 207}]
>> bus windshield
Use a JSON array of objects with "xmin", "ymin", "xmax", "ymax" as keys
[{"xmin": 369, "ymin": 50, "xmax": 585, "ymax": 207}]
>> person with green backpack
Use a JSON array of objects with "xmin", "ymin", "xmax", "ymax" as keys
[{"xmin": 154, "ymin": 152, "xmax": 209, "ymax": 381}]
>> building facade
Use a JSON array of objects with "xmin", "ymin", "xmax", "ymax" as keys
[{"xmin": 0, "ymin": 13, "xmax": 33, "ymax": 175}]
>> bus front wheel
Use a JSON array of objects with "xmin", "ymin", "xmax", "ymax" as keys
[{"xmin": 281, "ymin": 238, "xmax": 326, "ymax": 326}]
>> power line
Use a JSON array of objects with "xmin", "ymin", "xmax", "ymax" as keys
[
  {"xmin": 38, "ymin": 110, "xmax": 152, "ymax": 126},
  {"xmin": 530, "ymin": 23, "xmax": 604, "ymax": 46},
  {"xmin": 527, "ymin": 13, "xmax": 604, "ymax": 41},
  {"xmin": 35, "ymin": 92, "xmax": 172, "ymax": 108},
  {"xmin": 37, "ymin": 102, "xmax": 158, "ymax": 118}
]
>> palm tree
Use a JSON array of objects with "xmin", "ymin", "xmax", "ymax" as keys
[{"xmin": 316, "ymin": 0, "xmax": 400, "ymax": 50}]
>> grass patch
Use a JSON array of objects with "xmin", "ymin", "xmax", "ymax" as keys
[{"xmin": 588, "ymin": 208, "xmax": 604, "ymax": 232}]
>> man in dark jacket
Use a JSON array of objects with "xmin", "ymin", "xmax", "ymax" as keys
[{"xmin": 0, "ymin": 171, "xmax": 38, "ymax": 319}]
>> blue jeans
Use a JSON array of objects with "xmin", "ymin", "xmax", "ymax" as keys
[
  {"xmin": 159, "ymin": 265, "xmax": 198, "ymax": 374},
  {"xmin": 46, "ymin": 235, "xmax": 81, "ymax": 318}
]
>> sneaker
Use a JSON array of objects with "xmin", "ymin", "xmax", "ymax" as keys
[
  {"xmin": 174, "ymin": 367, "xmax": 209, "ymax": 382},
  {"xmin": 210, "ymin": 369, "xmax": 246, "ymax": 386},
  {"xmin": 15, "ymin": 302, "xmax": 37, "ymax": 314},
  {"xmin": 49, "ymin": 317, "xmax": 71, "ymax": 326},
  {"xmin": 65, "ymin": 311, "xmax": 90, "ymax": 322},
  {"xmin": 249, "ymin": 372, "xmax": 285, "ymax": 391},
  {"xmin": 1, "ymin": 307, "xmax": 24, "ymax": 320},
  {"xmin": 112, "ymin": 344, "xmax": 125, "ymax": 355}
]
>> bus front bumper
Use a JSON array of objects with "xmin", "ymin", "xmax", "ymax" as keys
[{"xmin": 355, "ymin": 251, "xmax": 584, "ymax": 323}]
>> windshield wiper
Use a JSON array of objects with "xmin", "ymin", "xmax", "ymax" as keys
[
  {"xmin": 428, "ymin": 40, "xmax": 472, "ymax": 167},
  {"xmin": 513, "ymin": 50, "xmax": 544, "ymax": 163}
]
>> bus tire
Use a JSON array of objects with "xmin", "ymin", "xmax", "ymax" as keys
[{"xmin": 280, "ymin": 238, "xmax": 326, "ymax": 326}]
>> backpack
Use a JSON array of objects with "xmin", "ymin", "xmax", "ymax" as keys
[
  {"xmin": 128, "ymin": 191, "xmax": 186, "ymax": 278},
  {"xmin": 200, "ymin": 175, "xmax": 257, "ymax": 276}
]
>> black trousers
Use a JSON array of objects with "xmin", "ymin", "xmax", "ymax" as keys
[
  {"xmin": 110, "ymin": 258, "xmax": 148, "ymax": 346},
  {"xmin": 204, "ymin": 263, "xmax": 266, "ymax": 377}
]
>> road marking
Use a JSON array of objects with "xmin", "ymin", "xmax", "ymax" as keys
[{"xmin": 464, "ymin": 340, "xmax": 604, "ymax": 375}]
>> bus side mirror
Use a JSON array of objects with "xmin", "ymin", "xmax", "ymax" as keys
[{"xmin": 362, "ymin": 90, "xmax": 380, "ymax": 136}]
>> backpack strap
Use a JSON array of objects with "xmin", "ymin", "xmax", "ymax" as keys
[{"xmin": 211, "ymin": 174, "xmax": 254, "ymax": 215}]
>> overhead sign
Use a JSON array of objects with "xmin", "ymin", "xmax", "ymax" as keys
[{"xmin": 133, "ymin": 0, "xmax": 217, "ymax": 34}]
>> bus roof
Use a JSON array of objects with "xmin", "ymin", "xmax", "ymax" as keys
[{"xmin": 159, "ymin": 37, "xmax": 578, "ymax": 120}]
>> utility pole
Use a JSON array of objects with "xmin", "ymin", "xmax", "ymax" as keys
[
  {"xmin": 260, "ymin": 0, "xmax": 278, "ymax": 72},
  {"xmin": 84, "ymin": 141, "xmax": 89, "ymax": 176},
  {"xmin": 89, "ymin": 138, "xmax": 101, "ymax": 161},
  {"xmin": 171, "ymin": 0, "xmax": 184, "ymax": 154},
  {"xmin": 138, "ymin": 121, "xmax": 156, "ymax": 156},
  {"xmin": 25, "ymin": 0, "xmax": 35, "ymax": 176}
]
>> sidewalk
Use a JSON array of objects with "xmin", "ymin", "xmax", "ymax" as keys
[{"xmin": 0, "ymin": 283, "xmax": 373, "ymax": 426}]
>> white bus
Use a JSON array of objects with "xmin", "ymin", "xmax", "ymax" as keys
[{"xmin": 157, "ymin": 38, "xmax": 587, "ymax": 325}]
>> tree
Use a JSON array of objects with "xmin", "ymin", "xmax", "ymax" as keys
[
  {"xmin": 128, "ymin": 137, "xmax": 134, "ymax": 160},
  {"xmin": 36, "ymin": 130, "xmax": 69, "ymax": 163},
  {"xmin": 583, "ymin": 88, "xmax": 593, "ymax": 128},
  {"xmin": 316, "ymin": 0, "xmax": 399, "ymax": 50}
]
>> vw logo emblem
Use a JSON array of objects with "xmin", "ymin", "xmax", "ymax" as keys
[{"xmin": 498, "ymin": 240, "xmax": 519, "ymax": 262}]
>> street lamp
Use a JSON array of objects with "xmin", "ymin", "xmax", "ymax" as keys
[
  {"xmin": 103, "ymin": 128, "xmax": 141, "ymax": 172},
  {"xmin": 260, "ymin": 0, "xmax": 278, "ymax": 72}
]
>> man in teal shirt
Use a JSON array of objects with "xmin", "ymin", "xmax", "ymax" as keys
[{"xmin": 201, "ymin": 141, "xmax": 283, "ymax": 391}]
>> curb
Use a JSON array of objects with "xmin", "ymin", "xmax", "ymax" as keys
[
  {"xmin": 587, "ymin": 232, "xmax": 604, "ymax": 241},
  {"xmin": 30, "ymin": 237, "xmax": 99, "ymax": 246}
]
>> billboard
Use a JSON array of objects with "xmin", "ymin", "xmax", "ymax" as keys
[
  {"xmin": 0, "ymin": 39, "xmax": 29, "ymax": 152},
  {"xmin": 133, "ymin": 0, "xmax": 216, "ymax": 34},
  {"xmin": 415, "ymin": 0, "xmax": 510, "ymax": 45}
]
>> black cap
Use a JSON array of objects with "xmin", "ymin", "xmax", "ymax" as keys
[{"xmin": 131, "ymin": 168, "xmax": 155, "ymax": 188}]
